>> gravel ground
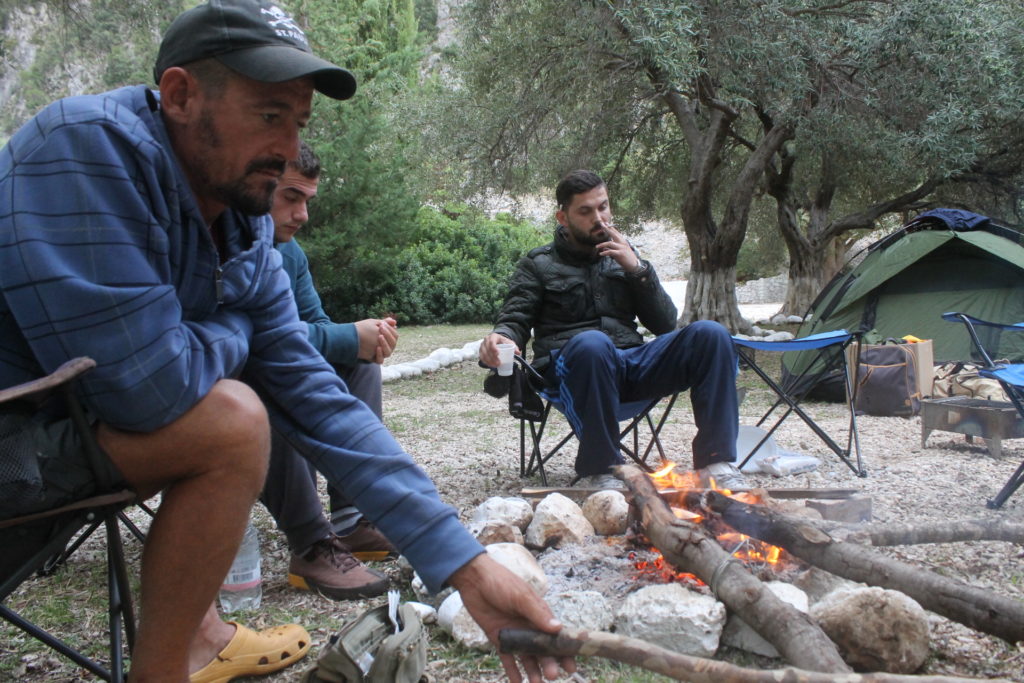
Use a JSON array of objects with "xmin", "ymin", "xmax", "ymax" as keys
[
  {"xmin": 380, "ymin": 357, "xmax": 1024, "ymax": 682},
  {"xmin": 5, "ymin": 337, "xmax": 1024, "ymax": 682},
  {"xmin": 332, "ymin": 326, "xmax": 1024, "ymax": 681}
]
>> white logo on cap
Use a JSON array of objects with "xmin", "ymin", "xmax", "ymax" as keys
[{"xmin": 261, "ymin": 5, "xmax": 309, "ymax": 47}]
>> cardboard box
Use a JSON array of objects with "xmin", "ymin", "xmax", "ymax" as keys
[{"xmin": 847, "ymin": 339, "xmax": 934, "ymax": 399}]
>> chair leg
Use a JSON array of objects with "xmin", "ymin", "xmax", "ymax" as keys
[
  {"xmin": 0, "ymin": 603, "xmax": 114, "ymax": 680},
  {"xmin": 988, "ymin": 460, "xmax": 1024, "ymax": 509},
  {"xmin": 106, "ymin": 515, "xmax": 137, "ymax": 663}
]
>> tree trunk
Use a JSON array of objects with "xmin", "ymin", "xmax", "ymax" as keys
[
  {"xmin": 683, "ymin": 265, "xmax": 749, "ymax": 332},
  {"xmin": 781, "ymin": 239, "xmax": 823, "ymax": 317},
  {"xmin": 635, "ymin": 57, "xmax": 793, "ymax": 334},
  {"xmin": 499, "ymin": 627, "xmax": 1002, "ymax": 683},
  {"xmin": 616, "ymin": 465, "xmax": 851, "ymax": 673},
  {"xmin": 687, "ymin": 490, "xmax": 1024, "ymax": 643}
]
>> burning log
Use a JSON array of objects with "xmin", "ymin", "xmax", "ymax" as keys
[
  {"xmin": 499, "ymin": 627, "xmax": 1006, "ymax": 683},
  {"xmin": 615, "ymin": 465, "xmax": 851, "ymax": 673},
  {"xmin": 824, "ymin": 518, "xmax": 1024, "ymax": 547},
  {"xmin": 686, "ymin": 489, "xmax": 1024, "ymax": 644}
]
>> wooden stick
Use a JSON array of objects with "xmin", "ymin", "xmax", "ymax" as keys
[
  {"xmin": 499, "ymin": 627, "xmax": 1003, "ymax": 682},
  {"xmin": 689, "ymin": 490, "xmax": 1024, "ymax": 643},
  {"xmin": 521, "ymin": 486, "xmax": 858, "ymax": 502},
  {"xmin": 615, "ymin": 465, "xmax": 851, "ymax": 673},
  {"xmin": 824, "ymin": 518, "xmax": 1024, "ymax": 547}
]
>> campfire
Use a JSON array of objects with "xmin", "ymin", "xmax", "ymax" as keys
[
  {"xmin": 490, "ymin": 464, "xmax": 1024, "ymax": 681},
  {"xmin": 630, "ymin": 461, "xmax": 789, "ymax": 584}
]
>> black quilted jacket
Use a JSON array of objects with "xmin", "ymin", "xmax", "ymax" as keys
[{"xmin": 492, "ymin": 226, "xmax": 678, "ymax": 370}]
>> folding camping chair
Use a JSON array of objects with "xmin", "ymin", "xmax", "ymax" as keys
[
  {"xmin": 511, "ymin": 356, "xmax": 679, "ymax": 486},
  {"xmin": 0, "ymin": 357, "xmax": 139, "ymax": 681},
  {"xmin": 732, "ymin": 330, "xmax": 866, "ymax": 477},
  {"xmin": 942, "ymin": 312, "xmax": 1024, "ymax": 508}
]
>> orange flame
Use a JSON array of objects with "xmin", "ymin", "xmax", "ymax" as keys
[{"xmin": 637, "ymin": 461, "xmax": 786, "ymax": 576}]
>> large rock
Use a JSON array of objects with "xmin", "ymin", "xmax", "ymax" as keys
[
  {"xmin": 614, "ymin": 583, "xmax": 726, "ymax": 658},
  {"xmin": 437, "ymin": 592, "xmax": 490, "ymax": 651},
  {"xmin": 792, "ymin": 566, "xmax": 862, "ymax": 604},
  {"xmin": 545, "ymin": 591, "xmax": 613, "ymax": 632},
  {"xmin": 581, "ymin": 490, "xmax": 629, "ymax": 536},
  {"xmin": 469, "ymin": 519, "xmax": 523, "ymax": 546},
  {"xmin": 485, "ymin": 542, "xmax": 548, "ymax": 596},
  {"xmin": 472, "ymin": 496, "xmax": 534, "ymax": 531},
  {"xmin": 812, "ymin": 587, "xmax": 930, "ymax": 673},
  {"xmin": 722, "ymin": 581, "xmax": 808, "ymax": 657},
  {"xmin": 525, "ymin": 493, "xmax": 594, "ymax": 549},
  {"xmin": 409, "ymin": 571, "xmax": 455, "ymax": 608}
]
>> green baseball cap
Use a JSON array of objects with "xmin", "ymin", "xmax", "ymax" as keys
[{"xmin": 154, "ymin": 0, "xmax": 356, "ymax": 100}]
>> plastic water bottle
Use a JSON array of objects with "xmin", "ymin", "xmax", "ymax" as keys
[{"xmin": 219, "ymin": 522, "xmax": 262, "ymax": 612}]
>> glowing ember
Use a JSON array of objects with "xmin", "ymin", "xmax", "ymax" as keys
[{"xmin": 629, "ymin": 550, "xmax": 705, "ymax": 587}]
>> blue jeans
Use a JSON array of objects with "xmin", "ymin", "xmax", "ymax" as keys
[{"xmin": 545, "ymin": 321, "xmax": 738, "ymax": 476}]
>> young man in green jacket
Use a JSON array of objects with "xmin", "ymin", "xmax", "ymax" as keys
[{"xmin": 262, "ymin": 141, "xmax": 399, "ymax": 599}]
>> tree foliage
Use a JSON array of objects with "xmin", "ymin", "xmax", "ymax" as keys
[
  {"xmin": 425, "ymin": 0, "xmax": 1024, "ymax": 328},
  {"xmin": 307, "ymin": 205, "xmax": 547, "ymax": 324}
]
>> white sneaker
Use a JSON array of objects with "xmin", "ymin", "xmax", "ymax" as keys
[
  {"xmin": 574, "ymin": 473, "xmax": 625, "ymax": 490},
  {"xmin": 697, "ymin": 462, "xmax": 749, "ymax": 491}
]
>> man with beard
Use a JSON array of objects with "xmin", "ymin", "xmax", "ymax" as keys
[
  {"xmin": 480, "ymin": 170, "xmax": 744, "ymax": 491},
  {"xmin": 0, "ymin": 2, "xmax": 573, "ymax": 682}
]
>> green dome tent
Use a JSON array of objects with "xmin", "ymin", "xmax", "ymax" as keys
[{"xmin": 783, "ymin": 209, "xmax": 1024, "ymax": 400}]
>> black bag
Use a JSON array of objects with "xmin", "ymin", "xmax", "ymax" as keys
[
  {"xmin": 853, "ymin": 341, "xmax": 922, "ymax": 416},
  {"xmin": 508, "ymin": 363, "xmax": 545, "ymax": 422}
]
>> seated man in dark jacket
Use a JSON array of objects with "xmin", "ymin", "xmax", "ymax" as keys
[{"xmin": 480, "ymin": 170, "xmax": 744, "ymax": 490}]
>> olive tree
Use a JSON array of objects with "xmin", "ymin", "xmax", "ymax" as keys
[
  {"xmin": 428, "ymin": 0, "xmax": 1024, "ymax": 329},
  {"xmin": 764, "ymin": 0, "xmax": 1024, "ymax": 314}
]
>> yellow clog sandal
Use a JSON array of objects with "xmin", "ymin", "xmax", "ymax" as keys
[{"xmin": 190, "ymin": 621, "xmax": 311, "ymax": 683}]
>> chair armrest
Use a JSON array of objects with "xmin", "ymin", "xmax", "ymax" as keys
[{"xmin": 0, "ymin": 357, "xmax": 96, "ymax": 406}]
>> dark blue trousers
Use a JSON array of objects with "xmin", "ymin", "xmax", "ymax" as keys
[{"xmin": 545, "ymin": 321, "xmax": 738, "ymax": 476}]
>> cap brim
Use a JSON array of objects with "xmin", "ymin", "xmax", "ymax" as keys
[{"xmin": 217, "ymin": 45, "xmax": 356, "ymax": 100}]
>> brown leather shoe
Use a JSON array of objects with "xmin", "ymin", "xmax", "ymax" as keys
[
  {"xmin": 288, "ymin": 536, "xmax": 389, "ymax": 600},
  {"xmin": 336, "ymin": 519, "xmax": 398, "ymax": 561}
]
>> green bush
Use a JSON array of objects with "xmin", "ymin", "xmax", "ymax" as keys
[{"xmin": 306, "ymin": 206, "xmax": 547, "ymax": 325}]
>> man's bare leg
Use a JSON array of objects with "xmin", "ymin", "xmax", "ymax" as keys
[{"xmin": 97, "ymin": 379, "xmax": 270, "ymax": 682}]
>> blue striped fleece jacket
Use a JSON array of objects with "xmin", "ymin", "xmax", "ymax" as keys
[{"xmin": 0, "ymin": 85, "xmax": 482, "ymax": 592}]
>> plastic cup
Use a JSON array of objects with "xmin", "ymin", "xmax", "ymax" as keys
[{"xmin": 496, "ymin": 343, "xmax": 515, "ymax": 376}]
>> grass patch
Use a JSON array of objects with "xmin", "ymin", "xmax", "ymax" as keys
[{"xmin": 386, "ymin": 323, "xmax": 491, "ymax": 364}]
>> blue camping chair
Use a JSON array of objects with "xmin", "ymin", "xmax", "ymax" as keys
[
  {"xmin": 511, "ymin": 356, "xmax": 679, "ymax": 486},
  {"xmin": 942, "ymin": 312, "xmax": 1024, "ymax": 508},
  {"xmin": 732, "ymin": 330, "xmax": 866, "ymax": 477}
]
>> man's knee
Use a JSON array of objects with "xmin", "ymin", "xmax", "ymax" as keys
[
  {"xmin": 564, "ymin": 330, "xmax": 617, "ymax": 360},
  {"xmin": 199, "ymin": 380, "xmax": 270, "ymax": 479},
  {"xmin": 687, "ymin": 320, "xmax": 735, "ymax": 355}
]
